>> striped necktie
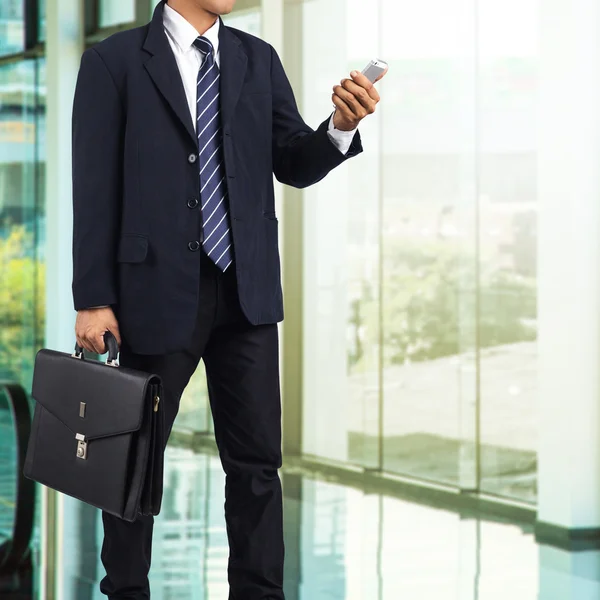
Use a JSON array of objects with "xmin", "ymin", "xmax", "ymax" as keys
[{"xmin": 193, "ymin": 36, "xmax": 233, "ymax": 271}]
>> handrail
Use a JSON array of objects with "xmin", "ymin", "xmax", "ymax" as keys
[{"xmin": 0, "ymin": 382, "xmax": 35, "ymax": 577}]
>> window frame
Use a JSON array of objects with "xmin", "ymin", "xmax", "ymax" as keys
[
  {"xmin": 84, "ymin": 0, "xmax": 151, "ymax": 46},
  {"xmin": 0, "ymin": 0, "xmax": 42, "ymax": 65}
]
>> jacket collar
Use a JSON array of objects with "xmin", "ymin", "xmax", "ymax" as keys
[{"xmin": 143, "ymin": 1, "xmax": 248, "ymax": 141}]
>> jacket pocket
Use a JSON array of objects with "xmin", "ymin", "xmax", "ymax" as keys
[{"xmin": 117, "ymin": 234, "xmax": 149, "ymax": 263}]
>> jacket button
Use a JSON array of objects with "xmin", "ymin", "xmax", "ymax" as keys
[
  {"xmin": 188, "ymin": 153, "xmax": 197, "ymax": 164},
  {"xmin": 187, "ymin": 197, "xmax": 199, "ymax": 209},
  {"xmin": 188, "ymin": 241, "xmax": 200, "ymax": 252}
]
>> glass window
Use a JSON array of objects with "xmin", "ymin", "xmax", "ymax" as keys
[
  {"xmin": 379, "ymin": 0, "xmax": 478, "ymax": 487},
  {"xmin": 477, "ymin": 0, "xmax": 538, "ymax": 502},
  {"xmin": 0, "ymin": 0, "xmax": 24, "ymax": 55},
  {"xmin": 299, "ymin": 0, "xmax": 477, "ymax": 481},
  {"xmin": 223, "ymin": 9, "xmax": 261, "ymax": 36},
  {"xmin": 0, "ymin": 57, "xmax": 45, "ymax": 599},
  {"xmin": 174, "ymin": 369, "xmax": 211, "ymax": 433},
  {"xmin": 298, "ymin": 0, "xmax": 537, "ymax": 502},
  {"xmin": 150, "ymin": 0, "xmax": 162, "ymax": 21},
  {"xmin": 99, "ymin": 0, "xmax": 135, "ymax": 28},
  {"xmin": 0, "ymin": 60, "xmax": 46, "ymax": 387},
  {"xmin": 39, "ymin": 0, "xmax": 46, "ymax": 42},
  {"xmin": 300, "ymin": 0, "xmax": 383, "ymax": 469}
]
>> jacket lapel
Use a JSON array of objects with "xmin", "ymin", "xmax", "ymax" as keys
[
  {"xmin": 218, "ymin": 22, "xmax": 247, "ymax": 126},
  {"xmin": 142, "ymin": 1, "xmax": 196, "ymax": 146}
]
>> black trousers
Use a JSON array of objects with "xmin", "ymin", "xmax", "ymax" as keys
[{"xmin": 99, "ymin": 254, "xmax": 285, "ymax": 600}]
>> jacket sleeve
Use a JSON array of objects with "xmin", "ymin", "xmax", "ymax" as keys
[
  {"xmin": 270, "ymin": 46, "xmax": 363, "ymax": 189},
  {"xmin": 72, "ymin": 48, "xmax": 124, "ymax": 311}
]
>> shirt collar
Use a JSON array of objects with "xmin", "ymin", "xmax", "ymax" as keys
[{"xmin": 163, "ymin": 3, "xmax": 220, "ymax": 56}]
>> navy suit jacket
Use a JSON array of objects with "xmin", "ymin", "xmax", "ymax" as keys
[{"xmin": 72, "ymin": 0, "xmax": 363, "ymax": 355}]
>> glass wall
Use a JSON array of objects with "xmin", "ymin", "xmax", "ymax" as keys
[
  {"xmin": 476, "ymin": 0, "xmax": 538, "ymax": 501},
  {"xmin": 0, "ymin": 59, "xmax": 46, "ymax": 388},
  {"xmin": 0, "ymin": 0, "xmax": 24, "ymax": 55},
  {"xmin": 0, "ymin": 55, "xmax": 46, "ymax": 600},
  {"xmin": 99, "ymin": 0, "xmax": 135, "ymax": 28},
  {"xmin": 378, "ymin": 0, "xmax": 478, "ymax": 489},
  {"xmin": 301, "ymin": 0, "xmax": 538, "ymax": 502},
  {"xmin": 0, "ymin": 5, "xmax": 46, "ymax": 600}
]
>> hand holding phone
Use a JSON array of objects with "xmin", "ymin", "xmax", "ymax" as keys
[{"xmin": 331, "ymin": 58, "xmax": 388, "ymax": 131}]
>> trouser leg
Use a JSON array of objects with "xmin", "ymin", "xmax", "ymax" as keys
[
  {"xmin": 99, "ymin": 347, "xmax": 204, "ymax": 598},
  {"xmin": 204, "ymin": 320, "xmax": 284, "ymax": 600}
]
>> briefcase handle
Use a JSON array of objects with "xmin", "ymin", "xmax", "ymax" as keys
[{"xmin": 73, "ymin": 331, "xmax": 120, "ymax": 367}]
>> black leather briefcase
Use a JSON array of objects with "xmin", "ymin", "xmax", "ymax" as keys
[{"xmin": 23, "ymin": 332, "xmax": 164, "ymax": 522}]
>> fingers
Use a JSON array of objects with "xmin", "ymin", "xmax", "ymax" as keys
[
  {"xmin": 338, "ymin": 78, "xmax": 378, "ymax": 113},
  {"xmin": 75, "ymin": 338, "xmax": 98, "ymax": 355},
  {"xmin": 330, "ymin": 67, "xmax": 386, "ymax": 130},
  {"xmin": 79, "ymin": 331, "xmax": 106, "ymax": 354},
  {"xmin": 345, "ymin": 76, "xmax": 380, "ymax": 103},
  {"xmin": 75, "ymin": 307, "xmax": 119, "ymax": 355},
  {"xmin": 349, "ymin": 71, "xmax": 377, "ymax": 95},
  {"xmin": 349, "ymin": 67, "xmax": 388, "ymax": 87},
  {"xmin": 332, "ymin": 86, "xmax": 362, "ymax": 118},
  {"xmin": 75, "ymin": 331, "xmax": 97, "ymax": 355},
  {"xmin": 75, "ymin": 336, "xmax": 86, "ymax": 354},
  {"xmin": 332, "ymin": 85, "xmax": 372, "ymax": 121},
  {"xmin": 94, "ymin": 335, "xmax": 106, "ymax": 354},
  {"xmin": 333, "ymin": 72, "xmax": 379, "ymax": 119},
  {"xmin": 105, "ymin": 310, "xmax": 122, "ymax": 347},
  {"xmin": 332, "ymin": 95, "xmax": 356, "ymax": 124}
]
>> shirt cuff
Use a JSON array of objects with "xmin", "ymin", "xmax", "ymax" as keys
[{"xmin": 326, "ymin": 113, "xmax": 358, "ymax": 155}]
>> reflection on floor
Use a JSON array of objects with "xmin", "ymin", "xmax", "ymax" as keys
[
  {"xmin": 105, "ymin": 447, "xmax": 596, "ymax": 599},
  {"xmin": 15, "ymin": 445, "xmax": 600, "ymax": 600}
]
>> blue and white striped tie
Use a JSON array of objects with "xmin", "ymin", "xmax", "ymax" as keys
[{"xmin": 194, "ymin": 36, "xmax": 233, "ymax": 271}]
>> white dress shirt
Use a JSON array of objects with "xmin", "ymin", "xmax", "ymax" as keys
[{"xmin": 162, "ymin": 3, "xmax": 356, "ymax": 154}]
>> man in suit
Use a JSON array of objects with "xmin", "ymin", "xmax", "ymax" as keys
[{"xmin": 72, "ymin": 0, "xmax": 386, "ymax": 597}]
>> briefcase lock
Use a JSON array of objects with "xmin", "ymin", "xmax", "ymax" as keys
[{"xmin": 76, "ymin": 433, "xmax": 88, "ymax": 460}]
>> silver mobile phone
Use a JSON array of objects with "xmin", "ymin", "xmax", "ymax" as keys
[{"xmin": 362, "ymin": 59, "xmax": 388, "ymax": 83}]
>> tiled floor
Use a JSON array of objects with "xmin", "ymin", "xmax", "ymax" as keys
[{"xmin": 5, "ymin": 445, "xmax": 600, "ymax": 599}]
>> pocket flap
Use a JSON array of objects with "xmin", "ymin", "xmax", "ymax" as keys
[
  {"xmin": 31, "ymin": 349, "xmax": 159, "ymax": 441},
  {"xmin": 117, "ymin": 234, "xmax": 148, "ymax": 263}
]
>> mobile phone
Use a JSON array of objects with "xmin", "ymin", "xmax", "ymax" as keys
[{"xmin": 362, "ymin": 59, "xmax": 388, "ymax": 83}]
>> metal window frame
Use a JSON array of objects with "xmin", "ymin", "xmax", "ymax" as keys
[
  {"xmin": 83, "ymin": 0, "xmax": 153, "ymax": 47},
  {"xmin": 83, "ymin": 0, "xmax": 263, "ymax": 46},
  {"xmin": 84, "ymin": 0, "xmax": 100, "ymax": 36},
  {"xmin": 24, "ymin": 0, "xmax": 40, "ymax": 51},
  {"xmin": 0, "ymin": 0, "xmax": 44, "ymax": 66}
]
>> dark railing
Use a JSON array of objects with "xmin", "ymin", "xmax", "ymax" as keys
[{"xmin": 0, "ymin": 383, "xmax": 35, "ymax": 589}]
